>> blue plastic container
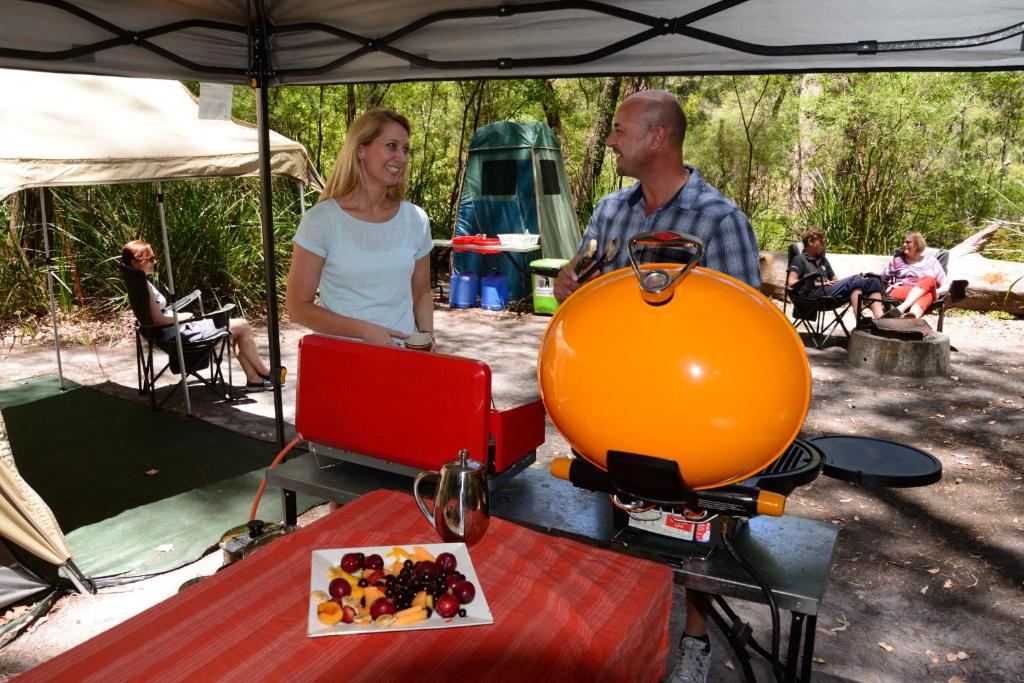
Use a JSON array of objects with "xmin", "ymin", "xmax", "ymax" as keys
[
  {"xmin": 449, "ymin": 272, "xmax": 479, "ymax": 309},
  {"xmin": 480, "ymin": 274, "xmax": 509, "ymax": 311}
]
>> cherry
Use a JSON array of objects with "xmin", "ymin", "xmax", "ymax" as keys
[
  {"xmin": 341, "ymin": 605, "xmax": 356, "ymax": 624},
  {"xmin": 445, "ymin": 574, "xmax": 461, "ymax": 590},
  {"xmin": 364, "ymin": 554, "xmax": 384, "ymax": 571},
  {"xmin": 435, "ymin": 593, "xmax": 460, "ymax": 618},
  {"xmin": 414, "ymin": 560, "xmax": 438, "ymax": 579},
  {"xmin": 452, "ymin": 580, "xmax": 476, "ymax": 605},
  {"xmin": 436, "ymin": 552, "xmax": 457, "ymax": 574},
  {"xmin": 340, "ymin": 552, "xmax": 365, "ymax": 573},
  {"xmin": 328, "ymin": 578, "xmax": 351, "ymax": 600},
  {"xmin": 369, "ymin": 597, "xmax": 397, "ymax": 620}
]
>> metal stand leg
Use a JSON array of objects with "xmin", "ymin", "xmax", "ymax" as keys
[
  {"xmin": 800, "ymin": 614, "xmax": 817, "ymax": 682},
  {"xmin": 282, "ymin": 488, "xmax": 297, "ymax": 527}
]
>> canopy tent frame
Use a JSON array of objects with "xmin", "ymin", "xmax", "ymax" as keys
[{"xmin": 1, "ymin": 1, "xmax": 1022, "ymax": 83}]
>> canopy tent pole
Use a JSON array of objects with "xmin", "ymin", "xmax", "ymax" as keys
[
  {"xmin": 299, "ymin": 182, "xmax": 307, "ymax": 215},
  {"xmin": 156, "ymin": 181, "xmax": 193, "ymax": 416},
  {"xmin": 38, "ymin": 189, "xmax": 65, "ymax": 391},
  {"xmin": 61, "ymin": 559, "xmax": 93, "ymax": 595},
  {"xmin": 256, "ymin": 88, "xmax": 285, "ymax": 450}
]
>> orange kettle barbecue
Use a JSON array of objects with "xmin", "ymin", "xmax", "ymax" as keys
[{"xmin": 538, "ymin": 232, "xmax": 811, "ymax": 492}]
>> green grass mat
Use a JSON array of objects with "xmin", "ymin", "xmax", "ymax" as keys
[{"xmin": 0, "ymin": 376, "xmax": 320, "ymax": 580}]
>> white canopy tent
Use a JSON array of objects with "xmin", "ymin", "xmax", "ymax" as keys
[
  {"xmin": 0, "ymin": 67, "xmax": 323, "ymax": 408},
  {"xmin": 0, "ymin": 69, "xmax": 320, "ymax": 199},
  {"xmin": 0, "ymin": 0, "xmax": 1021, "ymax": 521}
]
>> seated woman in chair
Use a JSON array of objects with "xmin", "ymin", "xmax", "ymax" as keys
[
  {"xmin": 880, "ymin": 231, "xmax": 950, "ymax": 319},
  {"xmin": 788, "ymin": 228, "xmax": 885, "ymax": 319},
  {"xmin": 121, "ymin": 240, "xmax": 274, "ymax": 391}
]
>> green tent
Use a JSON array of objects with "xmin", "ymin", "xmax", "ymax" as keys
[{"xmin": 452, "ymin": 121, "xmax": 580, "ymax": 298}]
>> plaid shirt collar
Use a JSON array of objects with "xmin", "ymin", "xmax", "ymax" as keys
[{"xmin": 624, "ymin": 165, "xmax": 702, "ymax": 213}]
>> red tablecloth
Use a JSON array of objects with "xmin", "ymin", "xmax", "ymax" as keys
[{"xmin": 19, "ymin": 490, "xmax": 673, "ymax": 682}]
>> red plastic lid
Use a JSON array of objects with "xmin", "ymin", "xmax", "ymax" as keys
[{"xmin": 452, "ymin": 235, "xmax": 476, "ymax": 244}]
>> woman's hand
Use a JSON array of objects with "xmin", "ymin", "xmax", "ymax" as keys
[{"xmin": 362, "ymin": 323, "xmax": 406, "ymax": 347}]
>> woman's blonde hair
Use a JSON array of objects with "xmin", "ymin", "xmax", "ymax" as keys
[
  {"xmin": 319, "ymin": 108, "xmax": 411, "ymax": 204},
  {"xmin": 904, "ymin": 231, "xmax": 927, "ymax": 253}
]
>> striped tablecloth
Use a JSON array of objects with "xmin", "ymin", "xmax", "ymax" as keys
[{"xmin": 20, "ymin": 490, "xmax": 673, "ymax": 682}]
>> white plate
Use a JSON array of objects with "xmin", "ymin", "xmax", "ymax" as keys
[{"xmin": 307, "ymin": 542, "xmax": 493, "ymax": 637}]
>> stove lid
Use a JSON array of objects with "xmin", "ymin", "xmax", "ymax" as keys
[{"xmin": 811, "ymin": 435, "xmax": 942, "ymax": 488}]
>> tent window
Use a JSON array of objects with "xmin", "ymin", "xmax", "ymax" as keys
[
  {"xmin": 481, "ymin": 160, "xmax": 517, "ymax": 196},
  {"xmin": 539, "ymin": 160, "xmax": 561, "ymax": 195}
]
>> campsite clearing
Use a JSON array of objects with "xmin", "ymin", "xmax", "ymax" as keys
[{"xmin": 0, "ymin": 305, "xmax": 1022, "ymax": 682}]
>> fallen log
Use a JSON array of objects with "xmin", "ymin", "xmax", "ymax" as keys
[{"xmin": 758, "ymin": 226, "xmax": 1024, "ymax": 316}]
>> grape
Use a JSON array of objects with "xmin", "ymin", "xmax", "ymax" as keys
[
  {"xmin": 402, "ymin": 559, "xmax": 414, "ymax": 569},
  {"xmin": 458, "ymin": 608, "xmax": 467, "ymax": 618}
]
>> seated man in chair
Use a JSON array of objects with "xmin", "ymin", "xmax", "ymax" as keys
[
  {"xmin": 788, "ymin": 228, "xmax": 885, "ymax": 321},
  {"xmin": 121, "ymin": 239, "xmax": 274, "ymax": 392}
]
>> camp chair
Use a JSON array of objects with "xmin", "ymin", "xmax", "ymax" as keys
[
  {"xmin": 118, "ymin": 263, "xmax": 233, "ymax": 410},
  {"xmin": 784, "ymin": 242, "xmax": 852, "ymax": 349},
  {"xmin": 859, "ymin": 247, "xmax": 968, "ymax": 333}
]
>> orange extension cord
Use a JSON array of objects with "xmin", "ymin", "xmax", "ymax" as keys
[{"xmin": 249, "ymin": 436, "xmax": 302, "ymax": 522}]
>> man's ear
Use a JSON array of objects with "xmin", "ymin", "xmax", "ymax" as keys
[{"xmin": 648, "ymin": 125, "xmax": 667, "ymax": 150}]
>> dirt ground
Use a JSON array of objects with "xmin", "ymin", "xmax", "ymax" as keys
[{"xmin": 0, "ymin": 302, "xmax": 1021, "ymax": 682}]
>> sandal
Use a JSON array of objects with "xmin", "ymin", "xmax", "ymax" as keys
[
  {"xmin": 882, "ymin": 307, "xmax": 902, "ymax": 319},
  {"xmin": 245, "ymin": 377, "xmax": 273, "ymax": 392}
]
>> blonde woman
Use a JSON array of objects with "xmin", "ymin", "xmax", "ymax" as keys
[
  {"xmin": 286, "ymin": 108, "xmax": 434, "ymax": 348},
  {"xmin": 881, "ymin": 232, "xmax": 949, "ymax": 319}
]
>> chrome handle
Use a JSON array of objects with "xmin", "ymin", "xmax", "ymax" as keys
[
  {"xmin": 627, "ymin": 232, "xmax": 704, "ymax": 304},
  {"xmin": 412, "ymin": 470, "xmax": 439, "ymax": 524}
]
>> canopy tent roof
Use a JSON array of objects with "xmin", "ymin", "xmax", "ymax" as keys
[
  {"xmin": 0, "ymin": 1, "xmax": 1022, "ymax": 85},
  {"xmin": 0, "ymin": 68, "xmax": 323, "ymax": 200}
]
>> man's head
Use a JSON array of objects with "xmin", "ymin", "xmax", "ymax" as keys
[
  {"xmin": 606, "ymin": 90, "xmax": 686, "ymax": 178},
  {"xmin": 801, "ymin": 228, "xmax": 826, "ymax": 256}
]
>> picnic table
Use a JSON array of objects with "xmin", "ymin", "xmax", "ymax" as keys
[{"xmin": 16, "ymin": 489, "xmax": 673, "ymax": 683}]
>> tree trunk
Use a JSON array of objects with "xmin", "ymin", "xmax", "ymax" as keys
[
  {"xmin": 540, "ymin": 79, "xmax": 563, "ymax": 142},
  {"xmin": 345, "ymin": 85, "xmax": 356, "ymax": 127},
  {"xmin": 571, "ymin": 76, "xmax": 621, "ymax": 221},
  {"xmin": 794, "ymin": 74, "xmax": 820, "ymax": 209}
]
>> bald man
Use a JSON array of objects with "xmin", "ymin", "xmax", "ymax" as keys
[
  {"xmin": 555, "ymin": 90, "xmax": 759, "ymax": 683},
  {"xmin": 554, "ymin": 89, "xmax": 760, "ymax": 303}
]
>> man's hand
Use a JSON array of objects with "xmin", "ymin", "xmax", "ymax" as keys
[{"xmin": 554, "ymin": 258, "xmax": 582, "ymax": 303}]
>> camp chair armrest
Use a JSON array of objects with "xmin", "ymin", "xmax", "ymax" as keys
[
  {"xmin": 196, "ymin": 303, "xmax": 235, "ymax": 329},
  {"xmin": 787, "ymin": 272, "xmax": 827, "ymax": 295},
  {"xmin": 170, "ymin": 289, "xmax": 201, "ymax": 312}
]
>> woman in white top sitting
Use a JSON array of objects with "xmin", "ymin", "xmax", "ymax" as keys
[
  {"xmin": 121, "ymin": 239, "xmax": 273, "ymax": 391},
  {"xmin": 286, "ymin": 108, "xmax": 434, "ymax": 349}
]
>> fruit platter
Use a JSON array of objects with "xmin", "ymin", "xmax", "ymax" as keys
[{"xmin": 307, "ymin": 542, "xmax": 493, "ymax": 637}]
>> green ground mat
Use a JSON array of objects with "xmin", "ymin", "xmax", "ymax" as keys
[{"xmin": 0, "ymin": 376, "xmax": 320, "ymax": 580}]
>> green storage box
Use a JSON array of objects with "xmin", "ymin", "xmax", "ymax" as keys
[{"xmin": 529, "ymin": 258, "xmax": 569, "ymax": 315}]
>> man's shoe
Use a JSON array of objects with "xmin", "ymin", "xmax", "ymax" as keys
[{"xmin": 670, "ymin": 636, "xmax": 712, "ymax": 683}]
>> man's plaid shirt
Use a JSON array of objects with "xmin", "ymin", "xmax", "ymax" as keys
[{"xmin": 579, "ymin": 167, "xmax": 761, "ymax": 288}]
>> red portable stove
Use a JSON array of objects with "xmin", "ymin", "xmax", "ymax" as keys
[{"xmin": 295, "ymin": 333, "xmax": 545, "ymax": 486}]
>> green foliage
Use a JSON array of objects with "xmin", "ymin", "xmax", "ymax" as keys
[{"xmin": 2, "ymin": 73, "xmax": 1023, "ymax": 331}]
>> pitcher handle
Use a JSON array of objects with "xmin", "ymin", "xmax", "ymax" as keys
[{"xmin": 413, "ymin": 470, "xmax": 439, "ymax": 524}]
